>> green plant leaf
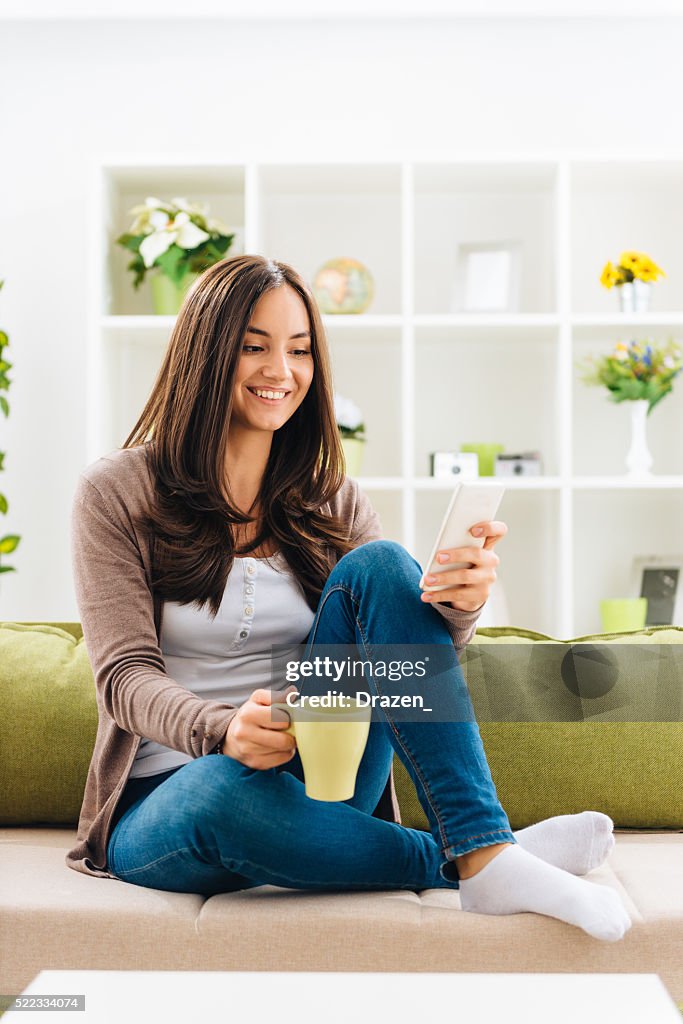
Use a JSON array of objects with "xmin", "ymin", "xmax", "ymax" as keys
[
  {"xmin": 155, "ymin": 244, "xmax": 186, "ymax": 285},
  {"xmin": 648, "ymin": 390, "xmax": 669, "ymax": 415},
  {"xmin": 213, "ymin": 233, "xmax": 234, "ymax": 254},
  {"xmin": 116, "ymin": 232, "xmax": 146, "ymax": 253},
  {"xmin": 0, "ymin": 397, "xmax": 7, "ymax": 417},
  {"xmin": 125, "ymin": 253, "xmax": 147, "ymax": 289},
  {"xmin": 0, "ymin": 331, "xmax": 8, "ymax": 349},
  {"xmin": 0, "ymin": 534, "xmax": 20, "ymax": 554},
  {"xmin": 0, "ymin": 493, "xmax": 7, "ymax": 514},
  {"xmin": 0, "ymin": 565, "xmax": 16, "ymax": 574},
  {"xmin": 614, "ymin": 379, "xmax": 644, "ymax": 401}
]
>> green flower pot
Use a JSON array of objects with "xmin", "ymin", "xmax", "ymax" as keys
[
  {"xmin": 600, "ymin": 598, "xmax": 648, "ymax": 633},
  {"xmin": 150, "ymin": 272, "xmax": 199, "ymax": 315},
  {"xmin": 460, "ymin": 442, "xmax": 505, "ymax": 477},
  {"xmin": 341, "ymin": 437, "xmax": 365, "ymax": 477}
]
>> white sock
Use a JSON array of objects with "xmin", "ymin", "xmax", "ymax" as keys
[
  {"xmin": 459, "ymin": 844, "xmax": 632, "ymax": 942},
  {"xmin": 514, "ymin": 811, "xmax": 615, "ymax": 875}
]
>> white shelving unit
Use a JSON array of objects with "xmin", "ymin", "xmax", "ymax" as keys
[{"xmin": 88, "ymin": 156, "xmax": 683, "ymax": 639}]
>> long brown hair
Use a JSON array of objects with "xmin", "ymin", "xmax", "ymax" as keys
[{"xmin": 122, "ymin": 254, "xmax": 356, "ymax": 617}]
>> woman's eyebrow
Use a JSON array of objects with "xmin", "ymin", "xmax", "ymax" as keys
[{"xmin": 246, "ymin": 326, "xmax": 311, "ymax": 340}]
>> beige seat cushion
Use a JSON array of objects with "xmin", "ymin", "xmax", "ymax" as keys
[{"xmin": 1, "ymin": 829, "xmax": 681, "ymax": 1004}]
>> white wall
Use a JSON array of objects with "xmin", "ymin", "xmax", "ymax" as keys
[{"xmin": 1, "ymin": 14, "xmax": 682, "ymax": 620}]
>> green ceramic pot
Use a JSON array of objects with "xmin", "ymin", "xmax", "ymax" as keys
[
  {"xmin": 341, "ymin": 437, "xmax": 365, "ymax": 477},
  {"xmin": 460, "ymin": 443, "xmax": 505, "ymax": 477},
  {"xmin": 599, "ymin": 598, "xmax": 648, "ymax": 633},
  {"xmin": 150, "ymin": 272, "xmax": 199, "ymax": 315}
]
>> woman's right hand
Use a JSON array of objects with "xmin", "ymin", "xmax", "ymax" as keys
[{"xmin": 221, "ymin": 685, "xmax": 299, "ymax": 769}]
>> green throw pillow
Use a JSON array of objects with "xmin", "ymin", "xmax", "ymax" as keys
[
  {"xmin": 394, "ymin": 625, "xmax": 683, "ymax": 832},
  {"xmin": 2, "ymin": 620, "xmax": 682, "ymax": 831},
  {"xmin": 0, "ymin": 622, "xmax": 96, "ymax": 825}
]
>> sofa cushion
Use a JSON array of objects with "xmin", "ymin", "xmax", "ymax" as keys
[
  {"xmin": 395, "ymin": 625, "xmax": 683, "ymax": 832},
  {"xmin": 0, "ymin": 828, "xmax": 681, "ymax": 1003},
  {"xmin": 0, "ymin": 623, "xmax": 97, "ymax": 825},
  {"xmin": 0, "ymin": 827, "xmax": 205, "ymax": 994},
  {"xmin": 2, "ymin": 621, "xmax": 682, "ymax": 832}
]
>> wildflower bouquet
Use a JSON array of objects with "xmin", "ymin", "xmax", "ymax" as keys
[
  {"xmin": 116, "ymin": 196, "xmax": 235, "ymax": 289},
  {"xmin": 600, "ymin": 251, "xmax": 666, "ymax": 289},
  {"xmin": 577, "ymin": 338, "xmax": 683, "ymax": 415},
  {"xmin": 334, "ymin": 393, "xmax": 366, "ymax": 440}
]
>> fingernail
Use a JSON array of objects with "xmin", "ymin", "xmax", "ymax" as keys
[
  {"xmin": 425, "ymin": 575, "xmax": 436, "ymax": 583},
  {"xmin": 471, "ymin": 527, "xmax": 484, "ymax": 537},
  {"xmin": 437, "ymin": 553, "xmax": 449, "ymax": 563}
]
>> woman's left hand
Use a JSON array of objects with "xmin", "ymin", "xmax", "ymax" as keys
[{"xmin": 419, "ymin": 520, "xmax": 508, "ymax": 613}]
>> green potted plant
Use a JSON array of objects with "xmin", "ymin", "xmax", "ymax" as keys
[
  {"xmin": 334, "ymin": 392, "xmax": 366, "ymax": 477},
  {"xmin": 0, "ymin": 279, "xmax": 21, "ymax": 578},
  {"xmin": 116, "ymin": 197, "xmax": 236, "ymax": 315},
  {"xmin": 576, "ymin": 337, "xmax": 683, "ymax": 477}
]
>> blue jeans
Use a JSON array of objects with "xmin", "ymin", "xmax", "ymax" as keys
[{"xmin": 106, "ymin": 540, "xmax": 516, "ymax": 895}]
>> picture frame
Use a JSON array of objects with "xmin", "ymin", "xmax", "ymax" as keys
[
  {"xmin": 631, "ymin": 555, "xmax": 683, "ymax": 626},
  {"xmin": 453, "ymin": 240, "xmax": 522, "ymax": 313}
]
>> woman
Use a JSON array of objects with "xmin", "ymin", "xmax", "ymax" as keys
[{"xmin": 67, "ymin": 254, "xmax": 630, "ymax": 942}]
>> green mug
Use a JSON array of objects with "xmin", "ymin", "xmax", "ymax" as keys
[
  {"xmin": 271, "ymin": 698, "xmax": 372, "ymax": 801},
  {"xmin": 599, "ymin": 598, "xmax": 648, "ymax": 633},
  {"xmin": 460, "ymin": 443, "xmax": 505, "ymax": 477}
]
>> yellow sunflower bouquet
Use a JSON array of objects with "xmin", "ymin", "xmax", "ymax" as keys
[{"xmin": 600, "ymin": 251, "xmax": 666, "ymax": 289}]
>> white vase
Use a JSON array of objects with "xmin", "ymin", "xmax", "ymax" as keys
[
  {"xmin": 618, "ymin": 280, "xmax": 652, "ymax": 313},
  {"xmin": 625, "ymin": 399, "xmax": 653, "ymax": 478}
]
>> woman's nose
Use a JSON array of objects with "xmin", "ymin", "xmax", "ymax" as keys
[{"xmin": 263, "ymin": 352, "xmax": 292, "ymax": 381}]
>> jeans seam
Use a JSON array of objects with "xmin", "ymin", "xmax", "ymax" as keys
[
  {"xmin": 445, "ymin": 829, "xmax": 515, "ymax": 857},
  {"xmin": 115, "ymin": 843, "xmax": 431, "ymax": 890},
  {"xmin": 111, "ymin": 843, "xmax": 210, "ymax": 878},
  {"xmin": 304, "ymin": 582, "xmax": 356, "ymax": 653},
  {"xmin": 342, "ymin": 583, "xmax": 452, "ymax": 853}
]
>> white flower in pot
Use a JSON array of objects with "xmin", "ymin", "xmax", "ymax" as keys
[{"xmin": 334, "ymin": 393, "xmax": 366, "ymax": 477}]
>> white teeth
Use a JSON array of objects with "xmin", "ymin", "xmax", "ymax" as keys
[{"xmin": 251, "ymin": 388, "xmax": 287, "ymax": 400}]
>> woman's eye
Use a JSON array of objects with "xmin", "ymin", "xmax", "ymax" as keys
[{"xmin": 242, "ymin": 345, "xmax": 311, "ymax": 357}]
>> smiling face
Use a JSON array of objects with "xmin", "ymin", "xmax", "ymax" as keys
[{"xmin": 230, "ymin": 284, "xmax": 315, "ymax": 437}]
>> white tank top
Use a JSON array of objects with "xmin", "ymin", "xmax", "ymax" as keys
[{"xmin": 129, "ymin": 552, "xmax": 316, "ymax": 779}]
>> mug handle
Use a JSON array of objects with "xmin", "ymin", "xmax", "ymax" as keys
[{"xmin": 270, "ymin": 701, "xmax": 296, "ymax": 736}]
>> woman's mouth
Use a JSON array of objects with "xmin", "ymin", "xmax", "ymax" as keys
[{"xmin": 246, "ymin": 386, "xmax": 291, "ymax": 405}]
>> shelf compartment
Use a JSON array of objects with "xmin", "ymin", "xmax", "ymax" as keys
[
  {"xmin": 413, "ymin": 324, "xmax": 560, "ymax": 478},
  {"xmin": 413, "ymin": 161, "xmax": 558, "ymax": 315},
  {"xmin": 102, "ymin": 163, "xmax": 246, "ymax": 318},
  {"xmin": 572, "ymin": 331, "xmax": 683, "ymax": 478},
  {"xmin": 257, "ymin": 163, "xmax": 402, "ymax": 316},
  {"xmin": 100, "ymin": 324, "xmax": 172, "ymax": 451},
  {"xmin": 572, "ymin": 488, "xmax": 683, "ymax": 637},
  {"xmin": 326, "ymin": 325, "xmax": 401, "ymax": 478},
  {"xmin": 570, "ymin": 159, "xmax": 683, "ymax": 314}
]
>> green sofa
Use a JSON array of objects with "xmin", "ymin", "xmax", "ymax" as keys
[{"xmin": 1, "ymin": 621, "xmax": 682, "ymax": 1005}]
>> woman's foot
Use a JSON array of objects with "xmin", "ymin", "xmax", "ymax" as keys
[
  {"xmin": 513, "ymin": 811, "xmax": 615, "ymax": 875},
  {"xmin": 458, "ymin": 843, "xmax": 631, "ymax": 942}
]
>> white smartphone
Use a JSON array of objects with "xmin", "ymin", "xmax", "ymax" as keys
[{"xmin": 419, "ymin": 482, "xmax": 506, "ymax": 593}]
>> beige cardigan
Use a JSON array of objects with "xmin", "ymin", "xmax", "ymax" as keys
[{"xmin": 66, "ymin": 445, "xmax": 481, "ymax": 879}]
